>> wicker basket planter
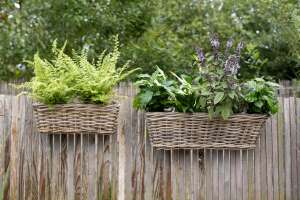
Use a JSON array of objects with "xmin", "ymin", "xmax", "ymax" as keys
[
  {"xmin": 146, "ymin": 112, "xmax": 268, "ymax": 150},
  {"xmin": 33, "ymin": 103, "xmax": 119, "ymax": 134}
]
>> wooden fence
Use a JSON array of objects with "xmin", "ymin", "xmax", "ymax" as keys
[{"xmin": 0, "ymin": 82, "xmax": 299, "ymax": 200}]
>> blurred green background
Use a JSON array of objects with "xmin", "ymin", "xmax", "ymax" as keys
[{"xmin": 0, "ymin": 0, "xmax": 299, "ymax": 81}]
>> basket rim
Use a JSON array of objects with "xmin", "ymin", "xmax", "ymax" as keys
[
  {"xmin": 145, "ymin": 111, "xmax": 269, "ymax": 120},
  {"xmin": 33, "ymin": 101, "xmax": 120, "ymax": 108}
]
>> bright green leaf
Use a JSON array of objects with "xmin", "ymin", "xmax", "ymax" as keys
[{"xmin": 214, "ymin": 92, "xmax": 224, "ymax": 105}]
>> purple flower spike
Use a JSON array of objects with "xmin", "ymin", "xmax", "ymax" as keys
[
  {"xmin": 236, "ymin": 41, "xmax": 244, "ymax": 57},
  {"xmin": 210, "ymin": 34, "xmax": 220, "ymax": 60},
  {"xmin": 196, "ymin": 47, "xmax": 205, "ymax": 66},
  {"xmin": 224, "ymin": 55, "xmax": 240, "ymax": 75},
  {"xmin": 225, "ymin": 37, "xmax": 234, "ymax": 57},
  {"xmin": 226, "ymin": 38, "xmax": 233, "ymax": 49},
  {"xmin": 210, "ymin": 34, "xmax": 220, "ymax": 49}
]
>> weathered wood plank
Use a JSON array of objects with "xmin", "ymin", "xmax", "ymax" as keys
[
  {"xmin": 143, "ymin": 118, "xmax": 153, "ymax": 200},
  {"xmin": 124, "ymin": 82, "xmax": 134, "ymax": 200},
  {"xmin": 212, "ymin": 150, "xmax": 219, "ymax": 200},
  {"xmin": 236, "ymin": 150, "xmax": 243, "ymax": 200},
  {"xmin": 193, "ymin": 149, "xmax": 202, "ymax": 200},
  {"xmin": 242, "ymin": 150, "xmax": 248, "ymax": 200},
  {"xmin": 164, "ymin": 150, "xmax": 172, "ymax": 200},
  {"xmin": 0, "ymin": 96, "xmax": 4, "ymax": 196},
  {"xmin": 218, "ymin": 150, "xmax": 225, "ymax": 200},
  {"xmin": 1, "ymin": 96, "xmax": 8, "ymax": 199},
  {"xmin": 254, "ymin": 137, "xmax": 261, "ymax": 200},
  {"xmin": 230, "ymin": 151, "xmax": 237, "ymax": 200},
  {"xmin": 224, "ymin": 150, "xmax": 231, "ymax": 200},
  {"xmin": 10, "ymin": 96, "xmax": 22, "ymax": 200},
  {"xmin": 284, "ymin": 98, "xmax": 292, "ymax": 200},
  {"xmin": 87, "ymin": 134, "xmax": 97, "ymax": 200},
  {"xmin": 271, "ymin": 114, "xmax": 279, "ymax": 200},
  {"xmin": 103, "ymin": 135, "xmax": 112, "ymax": 200},
  {"xmin": 277, "ymin": 97, "xmax": 285, "ymax": 200},
  {"xmin": 260, "ymin": 120, "xmax": 268, "ymax": 200},
  {"xmin": 289, "ymin": 97, "xmax": 298, "ymax": 200},
  {"xmin": 205, "ymin": 149, "xmax": 213, "ymax": 200},
  {"xmin": 296, "ymin": 98, "xmax": 300, "ymax": 199},
  {"xmin": 66, "ymin": 134, "xmax": 75, "ymax": 200},
  {"xmin": 198, "ymin": 150, "xmax": 205, "ymax": 200},
  {"xmin": 247, "ymin": 150, "xmax": 255, "ymax": 200},
  {"xmin": 171, "ymin": 149, "xmax": 184, "ymax": 200},
  {"xmin": 266, "ymin": 118, "xmax": 274, "ymax": 200},
  {"xmin": 117, "ymin": 82, "xmax": 126, "ymax": 200}
]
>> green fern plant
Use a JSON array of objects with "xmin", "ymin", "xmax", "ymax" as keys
[{"xmin": 21, "ymin": 37, "xmax": 137, "ymax": 105}]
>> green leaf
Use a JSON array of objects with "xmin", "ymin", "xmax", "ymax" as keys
[
  {"xmin": 208, "ymin": 107, "xmax": 214, "ymax": 119},
  {"xmin": 214, "ymin": 92, "xmax": 224, "ymax": 105},
  {"xmin": 138, "ymin": 90, "xmax": 153, "ymax": 106},
  {"xmin": 228, "ymin": 92, "xmax": 235, "ymax": 99},
  {"xmin": 254, "ymin": 100, "xmax": 263, "ymax": 108},
  {"xmin": 221, "ymin": 105, "xmax": 232, "ymax": 120},
  {"xmin": 244, "ymin": 94, "xmax": 256, "ymax": 102}
]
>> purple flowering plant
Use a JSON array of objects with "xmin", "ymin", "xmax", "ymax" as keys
[
  {"xmin": 134, "ymin": 34, "xmax": 279, "ymax": 119},
  {"xmin": 191, "ymin": 35, "xmax": 246, "ymax": 119}
]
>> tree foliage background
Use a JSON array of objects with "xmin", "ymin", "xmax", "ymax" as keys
[{"xmin": 0, "ymin": 0, "xmax": 299, "ymax": 81}]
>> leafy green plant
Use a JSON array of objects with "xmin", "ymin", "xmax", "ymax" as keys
[
  {"xmin": 239, "ymin": 43, "xmax": 269, "ymax": 80},
  {"xmin": 133, "ymin": 67, "xmax": 204, "ymax": 113},
  {"xmin": 242, "ymin": 78, "xmax": 279, "ymax": 114},
  {"xmin": 133, "ymin": 67, "xmax": 178, "ymax": 111},
  {"xmin": 134, "ymin": 35, "xmax": 279, "ymax": 119},
  {"xmin": 21, "ymin": 38, "xmax": 137, "ymax": 105}
]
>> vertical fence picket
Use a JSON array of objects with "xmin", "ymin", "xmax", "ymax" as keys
[
  {"xmin": 290, "ymin": 97, "xmax": 298, "ymax": 200},
  {"xmin": 224, "ymin": 150, "xmax": 231, "ymax": 200},
  {"xmin": 284, "ymin": 98, "xmax": 292, "ymax": 200},
  {"xmin": 230, "ymin": 151, "xmax": 237, "ymax": 200},
  {"xmin": 277, "ymin": 97, "xmax": 285, "ymax": 200},
  {"xmin": 242, "ymin": 150, "xmax": 248, "ymax": 200},
  {"xmin": 266, "ymin": 118, "xmax": 274, "ymax": 200},
  {"xmin": 261, "ymin": 120, "xmax": 268, "ymax": 200},
  {"xmin": 220, "ymin": 150, "xmax": 226, "ymax": 200},
  {"xmin": 236, "ymin": 150, "xmax": 243, "ymax": 200},
  {"xmin": 66, "ymin": 134, "xmax": 75, "ymax": 200},
  {"xmin": 0, "ymin": 96, "xmax": 6, "ymax": 198},
  {"xmin": 10, "ymin": 96, "xmax": 21, "ymax": 200},
  {"xmin": 212, "ymin": 150, "xmax": 219, "ymax": 200},
  {"xmin": 271, "ymin": 114, "xmax": 279, "ymax": 200},
  {"xmin": 296, "ymin": 98, "xmax": 300, "ymax": 199},
  {"xmin": 170, "ymin": 149, "xmax": 179, "ymax": 200},
  {"xmin": 254, "ymin": 137, "xmax": 261, "ymax": 200},
  {"xmin": 247, "ymin": 150, "xmax": 255, "ymax": 200}
]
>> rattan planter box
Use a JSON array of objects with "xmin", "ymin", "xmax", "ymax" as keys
[
  {"xmin": 33, "ymin": 103, "xmax": 119, "ymax": 134},
  {"xmin": 146, "ymin": 112, "xmax": 268, "ymax": 150}
]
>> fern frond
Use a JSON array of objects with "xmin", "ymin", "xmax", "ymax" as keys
[{"xmin": 21, "ymin": 38, "xmax": 135, "ymax": 105}]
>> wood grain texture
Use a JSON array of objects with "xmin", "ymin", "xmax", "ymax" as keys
[{"xmin": 0, "ymin": 84, "xmax": 299, "ymax": 200}]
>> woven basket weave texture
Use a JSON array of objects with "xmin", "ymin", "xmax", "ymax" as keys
[
  {"xmin": 33, "ymin": 103, "xmax": 119, "ymax": 134},
  {"xmin": 146, "ymin": 112, "xmax": 268, "ymax": 149}
]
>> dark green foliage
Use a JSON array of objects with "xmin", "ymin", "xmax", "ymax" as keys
[
  {"xmin": 0, "ymin": 0, "xmax": 299, "ymax": 80},
  {"xmin": 133, "ymin": 67, "xmax": 178, "ymax": 111},
  {"xmin": 242, "ymin": 78, "xmax": 279, "ymax": 114},
  {"xmin": 0, "ymin": 0, "xmax": 154, "ymax": 80}
]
